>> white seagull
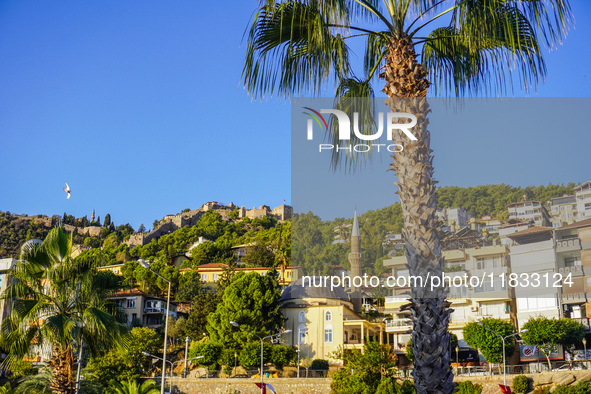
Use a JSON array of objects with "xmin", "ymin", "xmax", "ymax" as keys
[{"xmin": 63, "ymin": 182, "xmax": 71, "ymax": 200}]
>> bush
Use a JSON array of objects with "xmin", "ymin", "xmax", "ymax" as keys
[
  {"xmin": 532, "ymin": 387, "xmax": 551, "ymax": 394},
  {"xmin": 456, "ymin": 381, "xmax": 483, "ymax": 394},
  {"xmin": 513, "ymin": 375, "xmax": 530, "ymax": 393},
  {"xmin": 551, "ymin": 385, "xmax": 574, "ymax": 394},
  {"xmin": 375, "ymin": 378, "xmax": 416, "ymax": 394},
  {"xmin": 310, "ymin": 359, "xmax": 329, "ymax": 371}
]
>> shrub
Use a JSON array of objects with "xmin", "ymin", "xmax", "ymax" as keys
[
  {"xmin": 310, "ymin": 359, "xmax": 329, "ymax": 371},
  {"xmin": 456, "ymin": 381, "xmax": 483, "ymax": 394},
  {"xmin": 532, "ymin": 387, "xmax": 551, "ymax": 394},
  {"xmin": 551, "ymin": 385, "xmax": 574, "ymax": 394},
  {"xmin": 513, "ymin": 375, "xmax": 530, "ymax": 393}
]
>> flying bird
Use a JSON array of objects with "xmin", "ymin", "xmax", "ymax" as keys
[{"xmin": 63, "ymin": 182, "xmax": 71, "ymax": 200}]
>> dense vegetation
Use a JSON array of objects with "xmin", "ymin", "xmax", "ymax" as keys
[{"xmin": 436, "ymin": 184, "xmax": 575, "ymax": 220}]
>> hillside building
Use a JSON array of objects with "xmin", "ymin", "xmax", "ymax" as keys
[{"xmin": 575, "ymin": 182, "xmax": 591, "ymax": 221}]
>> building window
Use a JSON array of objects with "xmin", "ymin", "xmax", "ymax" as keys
[
  {"xmin": 126, "ymin": 298, "xmax": 136, "ymax": 308},
  {"xmin": 324, "ymin": 325, "xmax": 333, "ymax": 343},
  {"xmin": 213, "ymin": 274, "xmax": 218, "ymax": 281},
  {"xmin": 298, "ymin": 311, "xmax": 306, "ymax": 322},
  {"xmin": 298, "ymin": 324, "xmax": 307, "ymax": 344},
  {"xmin": 325, "ymin": 311, "xmax": 332, "ymax": 321},
  {"xmin": 201, "ymin": 274, "xmax": 207, "ymax": 281}
]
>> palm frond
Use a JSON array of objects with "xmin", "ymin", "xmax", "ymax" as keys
[
  {"xmin": 422, "ymin": 2, "xmax": 547, "ymax": 96},
  {"xmin": 244, "ymin": 1, "xmax": 353, "ymax": 98},
  {"xmin": 328, "ymin": 77, "xmax": 376, "ymax": 171}
]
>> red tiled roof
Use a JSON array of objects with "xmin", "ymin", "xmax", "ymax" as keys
[
  {"xmin": 557, "ymin": 218, "xmax": 591, "ymax": 230},
  {"xmin": 111, "ymin": 288, "xmax": 177, "ymax": 304},
  {"xmin": 507, "ymin": 226, "xmax": 553, "ymax": 238},
  {"xmin": 195, "ymin": 263, "xmax": 229, "ymax": 269}
]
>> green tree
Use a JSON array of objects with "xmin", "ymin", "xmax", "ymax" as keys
[
  {"xmin": 244, "ymin": 1, "xmax": 571, "ymax": 392},
  {"xmin": 104, "ymin": 214, "xmax": 111, "ymax": 229},
  {"xmin": 188, "ymin": 342, "xmax": 222, "ymax": 369},
  {"xmin": 271, "ymin": 345, "xmax": 297, "ymax": 370},
  {"xmin": 176, "ymin": 270, "xmax": 203, "ymax": 302},
  {"xmin": 0, "ymin": 227, "xmax": 128, "ymax": 394},
  {"xmin": 84, "ymin": 327, "xmax": 161, "ymax": 389},
  {"xmin": 331, "ymin": 341, "xmax": 397, "ymax": 394},
  {"xmin": 207, "ymin": 272, "xmax": 284, "ymax": 348},
  {"xmin": 242, "ymin": 241, "xmax": 275, "ymax": 267},
  {"xmin": 521, "ymin": 317, "xmax": 585, "ymax": 371},
  {"xmin": 463, "ymin": 318, "xmax": 516, "ymax": 364},
  {"xmin": 185, "ymin": 291, "xmax": 218, "ymax": 339}
]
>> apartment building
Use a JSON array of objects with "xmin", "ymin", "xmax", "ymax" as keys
[
  {"xmin": 436, "ymin": 208, "xmax": 472, "ymax": 231},
  {"xmin": 179, "ymin": 262, "xmax": 303, "ymax": 290},
  {"xmin": 110, "ymin": 288, "xmax": 178, "ymax": 327},
  {"xmin": 554, "ymin": 218, "xmax": 591, "ymax": 329},
  {"xmin": 382, "ymin": 244, "xmax": 514, "ymax": 349},
  {"xmin": 0, "ymin": 258, "xmax": 15, "ymax": 327},
  {"xmin": 575, "ymin": 182, "xmax": 591, "ymax": 220},
  {"xmin": 507, "ymin": 201, "xmax": 551, "ymax": 227},
  {"xmin": 506, "ymin": 227, "xmax": 562, "ymax": 328},
  {"xmin": 548, "ymin": 195, "xmax": 578, "ymax": 228}
]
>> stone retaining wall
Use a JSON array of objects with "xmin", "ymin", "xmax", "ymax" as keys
[{"xmin": 169, "ymin": 378, "xmax": 331, "ymax": 394}]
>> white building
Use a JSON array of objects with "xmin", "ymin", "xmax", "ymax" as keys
[
  {"xmin": 437, "ymin": 208, "xmax": 472, "ymax": 231},
  {"xmin": 548, "ymin": 195, "xmax": 578, "ymax": 228},
  {"xmin": 507, "ymin": 201, "xmax": 550, "ymax": 227},
  {"xmin": 507, "ymin": 227, "xmax": 561, "ymax": 329},
  {"xmin": 0, "ymin": 258, "xmax": 16, "ymax": 327},
  {"xmin": 575, "ymin": 182, "xmax": 591, "ymax": 221}
]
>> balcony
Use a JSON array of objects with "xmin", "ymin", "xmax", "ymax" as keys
[
  {"xmin": 559, "ymin": 265, "xmax": 584, "ymax": 277},
  {"xmin": 571, "ymin": 317, "xmax": 591, "ymax": 331},
  {"xmin": 144, "ymin": 307, "xmax": 165, "ymax": 314},
  {"xmin": 556, "ymin": 238, "xmax": 581, "ymax": 253},
  {"xmin": 385, "ymin": 318, "xmax": 413, "ymax": 332}
]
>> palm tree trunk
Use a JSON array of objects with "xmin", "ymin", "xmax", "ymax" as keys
[
  {"xmin": 50, "ymin": 345, "xmax": 75, "ymax": 394},
  {"xmin": 381, "ymin": 38, "xmax": 454, "ymax": 394}
]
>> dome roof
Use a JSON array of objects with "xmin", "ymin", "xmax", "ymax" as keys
[{"xmin": 280, "ymin": 276, "xmax": 350, "ymax": 302}]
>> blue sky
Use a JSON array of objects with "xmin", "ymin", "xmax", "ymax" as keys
[{"xmin": 0, "ymin": 1, "xmax": 590, "ymax": 229}]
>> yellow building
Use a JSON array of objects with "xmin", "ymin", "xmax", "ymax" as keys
[
  {"xmin": 179, "ymin": 262, "xmax": 302, "ymax": 290},
  {"xmin": 280, "ymin": 277, "xmax": 383, "ymax": 365},
  {"xmin": 97, "ymin": 263, "xmax": 124, "ymax": 276}
]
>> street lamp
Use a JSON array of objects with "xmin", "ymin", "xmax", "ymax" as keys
[
  {"xmin": 143, "ymin": 352, "xmax": 203, "ymax": 391},
  {"xmin": 184, "ymin": 337, "xmax": 190, "ymax": 379},
  {"xmin": 455, "ymin": 345, "xmax": 460, "ymax": 376},
  {"xmin": 477, "ymin": 320, "xmax": 528, "ymax": 386},
  {"xmin": 230, "ymin": 321, "xmax": 291, "ymax": 393},
  {"xmin": 583, "ymin": 338, "xmax": 587, "ymax": 368},
  {"xmin": 138, "ymin": 259, "xmax": 172, "ymax": 394},
  {"xmin": 234, "ymin": 352, "xmax": 238, "ymax": 377}
]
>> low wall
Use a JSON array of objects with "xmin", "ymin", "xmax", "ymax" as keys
[{"xmin": 168, "ymin": 378, "xmax": 332, "ymax": 394}]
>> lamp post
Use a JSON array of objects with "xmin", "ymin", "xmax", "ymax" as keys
[
  {"xmin": 234, "ymin": 352, "xmax": 238, "ymax": 377},
  {"xmin": 184, "ymin": 337, "xmax": 191, "ymax": 379},
  {"xmin": 583, "ymin": 338, "xmax": 587, "ymax": 368},
  {"xmin": 143, "ymin": 352, "xmax": 203, "ymax": 392},
  {"xmin": 477, "ymin": 320, "xmax": 528, "ymax": 386},
  {"xmin": 138, "ymin": 259, "xmax": 171, "ymax": 394},
  {"xmin": 455, "ymin": 346, "xmax": 460, "ymax": 376},
  {"xmin": 230, "ymin": 321, "xmax": 291, "ymax": 393}
]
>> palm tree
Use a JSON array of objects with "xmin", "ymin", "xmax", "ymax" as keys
[
  {"xmin": 0, "ymin": 227, "xmax": 129, "ymax": 394},
  {"xmin": 243, "ymin": 1, "xmax": 571, "ymax": 392},
  {"xmin": 109, "ymin": 379, "xmax": 159, "ymax": 394}
]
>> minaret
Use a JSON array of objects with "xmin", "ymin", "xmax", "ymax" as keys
[
  {"xmin": 91, "ymin": 209, "xmax": 95, "ymax": 222},
  {"xmin": 348, "ymin": 209, "xmax": 362, "ymax": 313}
]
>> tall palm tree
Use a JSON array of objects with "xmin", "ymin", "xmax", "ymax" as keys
[
  {"xmin": 243, "ymin": 1, "xmax": 571, "ymax": 392},
  {"xmin": 0, "ymin": 227, "xmax": 129, "ymax": 394}
]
